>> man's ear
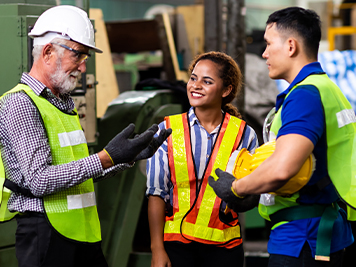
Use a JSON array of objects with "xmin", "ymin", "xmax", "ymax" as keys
[
  {"xmin": 287, "ymin": 38, "xmax": 298, "ymax": 57},
  {"xmin": 42, "ymin": 43, "xmax": 55, "ymax": 64}
]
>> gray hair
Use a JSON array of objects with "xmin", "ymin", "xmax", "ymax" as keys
[{"xmin": 32, "ymin": 37, "xmax": 67, "ymax": 62}]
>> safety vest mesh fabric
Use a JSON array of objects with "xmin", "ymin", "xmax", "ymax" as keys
[
  {"xmin": 0, "ymin": 151, "xmax": 17, "ymax": 222},
  {"xmin": 4, "ymin": 84, "xmax": 101, "ymax": 242},
  {"xmin": 259, "ymin": 73, "xmax": 356, "ymax": 221},
  {"xmin": 164, "ymin": 112, "xmax": 245, "ymax": 246}
]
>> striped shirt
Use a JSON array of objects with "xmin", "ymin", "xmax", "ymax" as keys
[
  {"xmin": 0, "ymin": 73, "xmax": 130, "ymax": 213},
  {"xmin": 146, "ymin": 107, "xmax": 258, "ymax": 207}
]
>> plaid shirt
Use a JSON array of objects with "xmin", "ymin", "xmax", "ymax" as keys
[{"xmin": 0, "ymin": 73, "xmax": 129, "ymax": 213}]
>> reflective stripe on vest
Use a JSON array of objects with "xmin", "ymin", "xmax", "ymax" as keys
[
  {"xmin": 0, "ymin": 151, "xmax": 17, "ymax": 222},
  {"xmin": 259, "ymin": 73, "xmax": 356, "ymax": 221},
  {"xmin": 164, "ymin": 112, "xmax": 245, "ymax": 245},
  {"xmin": 4, "ymin": 84, "xmax": 101, "ymax": 242}
]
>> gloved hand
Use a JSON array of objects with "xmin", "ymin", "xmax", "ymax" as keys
[
  {"xmin": 104, "ymin": 123, "xmax": 158, "ymax": 165},
  {"xmin": 134, "ymin": 128, "xmax": 172, "ymax": 161},
  {"xmin": 225, "ymin": 194, "xmax": 260, "ymax": 213},
  {"xmin": 209, "ymin": 168, "xmax": 259, "ymax": 213},
  {"xmin": 208, "ymin": 168, "xmax": 242, "ymax": 203}
]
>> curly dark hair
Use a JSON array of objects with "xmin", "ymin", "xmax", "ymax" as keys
[{"xmin": 188, "ymin": 51, "xmax": 242, "ymax": 118}]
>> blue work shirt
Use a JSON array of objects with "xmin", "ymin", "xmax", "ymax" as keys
[{"xmin": 268, "ymin": 62, "xmax": 354, "ymax": 257}]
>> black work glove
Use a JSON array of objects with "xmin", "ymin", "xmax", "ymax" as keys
[
  {"xmin": 134, "ymin": 128, "xmax": 172, "ymax": 161},
  {"xmin": 225, "ymin": 195, "xmax": 260, "ymax": 213},
  {"xmin": 104, "ymin": 123, "xmax": 158, "ymax": 165},
  {"xmin": 209, "ymin": 168, "xmax": 260, "ymax": 213},
  {"xmin": 208, "ymin": 168, "xmax": 240, "ymax": 203}
]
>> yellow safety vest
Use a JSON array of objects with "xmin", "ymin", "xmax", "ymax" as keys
[
  {"xmin": 259, "ymin": 73, "xmax": 356, "ymax": 221},
  {"xmin": 0, "ymin": 151, "xmax": 16, "ymax": 221},
  {"xmin": 164, "ymin": 112, "xmax": 245, "ymax": 247},
  {"xmin": 0, "ymin": 84, "xmax": 101, "ymax": 243},
  {"xmin": 258, "ymin": 73, "xmax": 356, "ymax": 260}
]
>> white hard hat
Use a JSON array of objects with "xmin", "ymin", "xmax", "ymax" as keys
[{"xmin": 28, "ymin": 5, "xmax": 102, "ymax": 53}]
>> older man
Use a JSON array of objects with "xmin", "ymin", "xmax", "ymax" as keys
[{"xmin": 0, "ymin": 5, "xmax": 170, "ymax": 267}]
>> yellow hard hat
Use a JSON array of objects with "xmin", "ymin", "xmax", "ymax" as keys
[
  {"xmin": 232, "ymin": 148, "xmax": 252, "ymax": 179},
  {"xmin": 232, "ymin": 140, "xmax": 315, "ymax": 196}
]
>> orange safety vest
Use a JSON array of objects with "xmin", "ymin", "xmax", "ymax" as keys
[{"xmin": 164, "ymin": 112, "xmax": 246, "ymax": 248}]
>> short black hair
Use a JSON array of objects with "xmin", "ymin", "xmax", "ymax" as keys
[{"xmin": 266, "ymin": 7, "xmax": 321, "ymax": 59}]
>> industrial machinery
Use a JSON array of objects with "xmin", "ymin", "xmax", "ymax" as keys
[{"xmin": 95, "ymin": 89, "xmax": 189, "ymax": 266}]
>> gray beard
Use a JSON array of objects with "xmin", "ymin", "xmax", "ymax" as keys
[{"xmin": 50, "ymin": 59, "xmax": 79, "ymax": 95}]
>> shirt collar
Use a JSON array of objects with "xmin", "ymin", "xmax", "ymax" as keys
[
  {"xmin": 275, "ymin": 62, "xmax": 325, "ymax": 110},
  {"xmin": 188, "ymin": 107, "xmax": 223, "ymax": 134},
  {"xmin": 20, "ymin": 73, "xmax": 47, "ymax": 96},
  {"xmin": 21, "ymin": 73, "xmax": 72, "ymax": 99},
  {"xmin": 188, "ymin": 107, "xmax": 199, "ymax": 127},
  {"xmin": 20, "ymin": 73, "xmax": 75, "ymax": 113}
]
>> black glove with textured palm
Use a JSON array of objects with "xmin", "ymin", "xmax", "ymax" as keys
[
  {"xmin": 209, "ymin": 168, "xmax": 260, "ymax": 213},
  {"xmin": 208, "ymin": 168, "xmax": 238, "ymax": 203},
  {"xmin": 226, "ymin": 194, "xmax": 260, "ymax": 213},
  {"xmin": 104, "ymin": 123, "xmax": 158, "ymax": 165},
  {"xmin": 134, "ymin": 128, "xmax": 172, "ymax": 161}
]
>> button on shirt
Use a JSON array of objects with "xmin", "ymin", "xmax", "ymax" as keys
[
  {"xmin": 146, "ymin": 107, "xmax": 258, "ymax": 207},
  {"xmin": 0, "ymin": 73, "xmax": 129, "ymax": 213}
]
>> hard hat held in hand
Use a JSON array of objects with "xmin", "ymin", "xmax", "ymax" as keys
[
  {"xmin": 28, "ymin": 5, "xmax": 102, "ymax": 53},
  {"xmin": 232, "ymin": 140, "xmax": 315, "ymax": 196},
  {"xmin": 232, "ymin": 148, "xmax": 253, "ymax": 179}
]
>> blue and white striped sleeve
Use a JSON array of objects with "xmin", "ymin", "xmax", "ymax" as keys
[
  {"xmin": 237, "ymin": 125, "xmax": 259, "ymax": 153},
  {"xmin": 146, "ymin": 120, "xmax": 172, "ymax": 202}
]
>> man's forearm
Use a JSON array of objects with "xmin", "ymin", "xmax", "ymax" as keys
[{"xmin": 232, "ymin": 134, "xmax": 314, "ymax": 196}]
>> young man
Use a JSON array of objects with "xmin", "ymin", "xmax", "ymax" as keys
[
  {"xmin": 209, "ymin": 7, "xmax": 355, "ymax": 266},
  {"xmin": 0, "ymin": 5, "xmax": 170, "ymax": 267}
]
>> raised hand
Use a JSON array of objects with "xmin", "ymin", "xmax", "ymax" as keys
[{"xmin": 103, "ymin": 123, "xmax": 158, "ymax": 164}]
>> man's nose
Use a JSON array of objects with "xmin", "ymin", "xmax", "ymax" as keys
[{"xmin": 78, "ymin": 61, "xmax": 86, "ymax": 73}]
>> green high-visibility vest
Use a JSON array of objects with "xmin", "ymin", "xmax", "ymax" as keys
[
  {"xmin": 0, "ymin": 151, "xmax": 16, "ymax": 221},
  {"xmin": 0, "ymin": 84, "xmax": 101, "ymax": 243},
  {"xmin": 259, "ymin": 73, "xmax": 356, "ymax": 222}
]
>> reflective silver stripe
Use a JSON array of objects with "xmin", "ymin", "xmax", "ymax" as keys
[
  {"xmin": 58, "ymin": 130, "xmax": 86, "ymax": 147},
  {"xmin": 67, "ymin": 192, "xmax": 96, "ymax": 210},
  {"xmin": 3, "ymin": 187, "xmax": 11, "ymax": 193},
  {"xmin": 336, "ymin": 109, "xmax": 356, "ymax": 128},
  {"xmin": 259, "ymin": 193, "xmax": 275, "ymax": 206}
]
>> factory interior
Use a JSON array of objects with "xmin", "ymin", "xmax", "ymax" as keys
[{"xmin": 0, "ymin": 0, "xmax": 356, "ymax": 266}]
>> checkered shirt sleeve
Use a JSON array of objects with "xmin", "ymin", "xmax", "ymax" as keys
[{"xmin": 0, "ymin": 73, "xmax": 130, "ymax": 213}]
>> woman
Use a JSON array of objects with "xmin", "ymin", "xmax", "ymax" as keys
[{"xmin": 146, "ymin": 51, "xmax": 259, "ymax": 267}]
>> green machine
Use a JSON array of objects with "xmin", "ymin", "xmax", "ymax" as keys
[
  {"xmin": 95, "ymin": 90, "xmax": 189, "ymax": 266},
  {"xmin": 0, "ymin": 0, "xmax": 55, "ymax": 92}
]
